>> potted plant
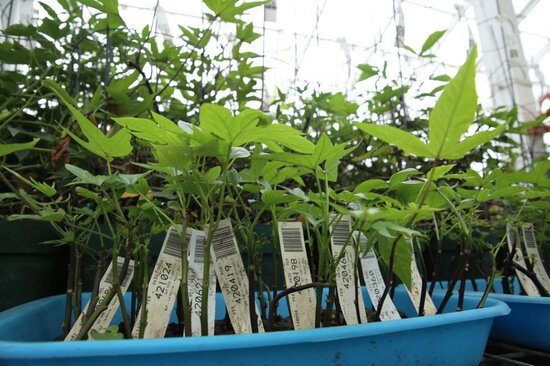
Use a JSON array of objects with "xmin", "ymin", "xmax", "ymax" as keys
[{"xmin": 0, "ymin": 33, "xmax": 512, "ymax": 365}]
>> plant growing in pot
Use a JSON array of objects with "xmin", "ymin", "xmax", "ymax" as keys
[
  {"xmin": 0, "ymin": 38, "xmax": 511, "ymax": 366},
  {"xmin": 432, "ymin": 159, "xmax": 550, "ymax": 351}
]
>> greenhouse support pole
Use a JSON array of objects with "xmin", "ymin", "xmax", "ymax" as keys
[{"xmin": 469, "ymin": 0, "xmax": 546, "ymax": 164}]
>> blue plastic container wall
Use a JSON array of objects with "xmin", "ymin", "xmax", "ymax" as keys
[
  {"xmin": 433, "ymin": 278, "xmax": 550, "ymax": 351},
  {"xmin": 0, "ymin": 287, "xmax": 509, "ymax": 366}
]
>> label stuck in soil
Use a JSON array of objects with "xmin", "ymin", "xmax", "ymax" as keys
[
  {"xmin": 522, "ymin": 223, "xmax": 550, "ymax": 294},
  {"xmin": 65, "ymin": 256, "xmax": 134, "ymax": 341},
  {"xmin": 187, "ymin": 228, "xmax": 217, "ymax": 336},
  {"xmin": 355, "ymin": 231, "xmax": 401, "ymax": 321},
  {"xmin": 207, "ymin": 219, "xmax": 264, "ymax": 334},
  {"xmin": 330, "ymin": 215, "xmax": 367, "ymax": 325},
  {"xmin": 405, "ymin": 238, "xmax": 436, "ymax": 316},
  {"xmin": 278, "ymin": 221, "xmax": 315, "ymax": 329},
  {"xmin": 507, "ymin": 224, "xmax": 540, "ymax": 296},
  {"xmin": 132, "ymin": 226, "xmax": 186, "ymax": 339}
]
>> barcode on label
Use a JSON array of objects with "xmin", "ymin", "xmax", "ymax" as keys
[
  {"xmin": 523, "ymin": 225, "xmax": 536, "ymax": 248},
  {"xmin": 332, "ymin": 219, "xmax": 350, "ymax": 246},
  {"xmin": 194, "ymin": 233, "xmax": 206, "ymax": 263},
  {"xmin": 281, "ymin": 227, "xmax": 303, "ymax": 252},
  {"xmin": 163, "ymin": 229, "xmax": 189, "ymax": 258},
  {"xmin": 105, "ymin": 261, "xmax": 133, "ymax": 287},
  {"xmin": 211, "ymin": 225, "xmax": 237, "ymax": 259}
]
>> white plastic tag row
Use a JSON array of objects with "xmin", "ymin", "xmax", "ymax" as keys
[
  {"xmin": 187, "ymin": 228, "xmax": 217, "ymax": 336},
  {"xmin": 132, "ymin": 226, "xmax": 186, "ymax": 339},
  {"xmin": 207, "ymin": 219, "xmax": 264, "ymax": 334},
  {"xmin": 65, "ymin": 256, "xmax": 134, "ymax": 341},
  {"xmin": 330, "ymin": 215, "xmax": 367, "ymax": 325},
  {"xmin": 277, "ymin": 221, "xmax": 316, "ymax": 329},
  {"xmin": 506, "ymin": 224, "xmax": 539, "ymax": 296},
  {"xmin": 522, "ymin": 223, "xmax": 550, "ymax": 294},
  {"xmin": 405, "ymin": 238, "xmax": 436, "ymax": 316},
  {"xmin": 355, "ymin": 232, "xmax": 401, "ymax": 321}
]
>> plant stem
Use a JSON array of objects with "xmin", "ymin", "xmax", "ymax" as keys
[
  {"xmin": 266, "ymin": 282, "xmax": 326, "ymax": 331},
  {"xmin": 376, "ymin": 159, "xmax": 440, "ymax": 319}
]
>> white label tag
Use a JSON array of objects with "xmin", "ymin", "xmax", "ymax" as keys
[
  {"xmin": 187, "ymin": 229, "xmax": 217, "ymax": 336},
  {"xmin": 207, "ymin": 219, "xmax": 264, "ymax": 334},
  {"xmin": 330, "ymin": 216, "xmax": 367, "ymax": 325},
  {"xmin": 65, "ymin": 257, "xmax": 134, "ymax": 341},
  {"xmin": 522, "ymin": 223, "xmax": 550, "ymax": 294},
  {"xmin": 277, "ymin": 222, "xmax": 315, "ymax": 330},
  {"xmin": 355, "ymin": 232, "xmax": 401, "ymax": 321},
  {"xmin": 405, "ymin": 238, "xmax": 436, "ymax": 316},
  {"xmin": 507, "ymin": 224, "xmax": 540, "ymax": 296},
  {"xmin": 132, "ymin": 226, "xmax": 185, "ymax": 339}
]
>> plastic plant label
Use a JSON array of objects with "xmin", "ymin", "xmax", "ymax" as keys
[
  {"xmin": 277, "ymin": 221, "xmax": 315, "ymax": 329},
  {"xmin": 65, "ymin": 257, "xmax": 134, "ymax": 341},
  {"xmin": 187, "ymin": 229, "xmax": 217, "ymax": 336},
  {"xmin": 522, "ymin": 223, "xmax": 550, "ymax": 294},
  {"xmin": 405, "ymin": 238, "xmax": 436, "ymax": 316},
  {"xmin": 506, "ymin": 224, "xmax": 539, "ymax": 296},
  {"xmin": 132, "ymin": 226, "xmax": 186, "ymax": 339},
  {"xmin": 207, "ymin": 219, "xmax": 264, "ymax": 334},
  {"xmin": 355, "ymin": 232, "xmax": 401, "ymax": 321},
  {"xmin": 330, "ymin": 215, "xmax": 367, "ymax": 325}
]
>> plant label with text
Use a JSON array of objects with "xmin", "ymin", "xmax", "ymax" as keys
[
  {"xmin": 207, "ymin": 219, "xmax": 264, "ymax": 334},
  {"xmin": 278, "ymin": 221, "xmax": 315, "ymax": 329},
  {"xmin": 187, "ymin": 229, "xmax": 217, "ymax": 336},
  {"xmin": 522, "ymin": 223, "xmax": 550, "ymax": 294},
  {"xmin": 132, "ymin": 226, "xmax": 186, "ymax": 338},
  {"xmin": 507, "ymin": 224, "xmax": 539, "ymax": 296},
  {"xmin": 355, "ymin": 232, "xmax": 401, "ymax": 321},
  {"xmin": 65, "ymin": 257, "xmax": 134, "ymax": 341},
  {"xmin": 405, "ymin": 238, "xmax": 436, "ymax": 316},
  {"xmin": 330, "ymin": 215, "xmax": 367, "ymax": 325}
]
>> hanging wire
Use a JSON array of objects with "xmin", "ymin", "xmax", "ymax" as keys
[{"xmin": 292, "ymin": 0, "xmax": 328, "ymax": 87}]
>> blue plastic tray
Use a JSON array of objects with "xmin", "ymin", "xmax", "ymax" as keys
[
  {"xmin": 0, "ymin": 287, "xmax": 509, "ymax": 366},
  {"xmin": 433, "ymin": 278, "xmax": 550, "ymax": 351}
]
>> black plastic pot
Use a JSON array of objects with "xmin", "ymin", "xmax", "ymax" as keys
[{"xmin": 0, "ymin": 220, "xmax": 68, "ymax": 311}]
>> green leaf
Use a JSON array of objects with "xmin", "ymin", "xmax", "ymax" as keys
[
  {"xmin": 261, "ymin": 190, "xmax": 299, "ymax": 206},
  {"xmin": 45, "ymin": 80, "xmax": 133, "ymax": 161},
  {"xmin": 427, "ymin": 46, "xmax": 477, "ymax": 158},
  {"xmin": 75, "ymin": 187, "xmax": 100, "ymax": 202},
  {"xmin": 357, "ymin": 64, "xmax": 378, "ymax": 81},
  {"xmin": 427, "ymin": 164, "xmax": 455, "ymax": 181},
  {"xmin": 377, "ymin": 236, "xmax": 412, "ymax": 289},
  {"xmin": 353, "ymin": 179, "xmax": 389, "ymax": 194},
  {"xmin": 65, "ymin": 164, "xmax": 109, "ymax": 186},
  {"xmin": 3, "ymin": 24, "xmax": 37, "ymax": 37},
  {"xmin": 0, "ymin": 139, "xmax": 39, "ymax": 157},
  {"xmin": 447, "ymin": 124, "xmax": 507, "ymax": 159},
  {"xmin": 43, "ymin": 79, "xmax": 78, "ymax": 106},
  {"xmin": 420, "ymin": 30, "xmax": 446, "ymax": 56},
  {"xmin": 89, "ymin": 325, "xmax": 124, "ymax": 340},
  {"xmin": 4, "ymin": 166, "xmax": 56, "ymax": 197},
  {"xmin": 355, "ymin": 123, "xmax": 433, "ymax": 158},
  {"xmin": 204, "ymin": 0, "xmax": 267, "ymax": 23}
]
